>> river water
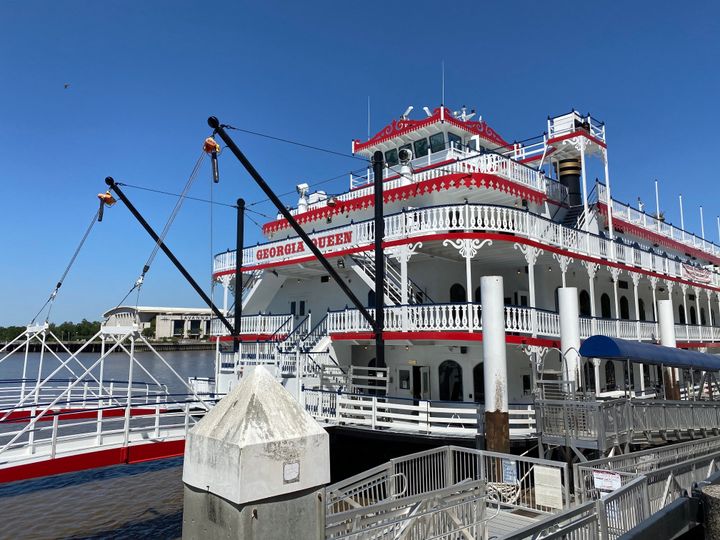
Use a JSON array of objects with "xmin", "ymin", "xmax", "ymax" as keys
[{"xmin": 0, "ymin": 350, "xmax": 215, "ymax": 539}]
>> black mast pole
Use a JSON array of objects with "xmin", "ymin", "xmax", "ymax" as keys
[
  {"xmin": 234, "ymin": 198, "xmax": 244, "ymax": 352},
  {"xmin": 372, "ymin": 151, "xmax": 386, "ymax": 368},
  {"xmin": 105, "ymin": 177, "xmax": 235, "ymax": 336},
  {"xmin": 207, "ymin": 116, "xmax": 377, "ymax": 332}
]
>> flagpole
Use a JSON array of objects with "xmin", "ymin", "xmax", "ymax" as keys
[
  {"xmin": 654, "ymin": 179, "xmax": 660, "ymax": 231},
  {"xmin": 679, "ymin": 194, "xmax": 685, "ymax": 240}
]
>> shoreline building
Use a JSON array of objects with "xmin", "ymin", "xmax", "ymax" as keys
[{"xmin": 103, "ymin": 306, "xmax": 213, "ymax": 340}]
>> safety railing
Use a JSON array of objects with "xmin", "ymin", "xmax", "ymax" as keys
[
  {"xmin": 209, "ymin": 313, "xmax": 293, "ymax": 337},
  {"xmin": 537, "ymin": 398, "xmax": 720, "ymax": 452},
  {"xmin": 547, "ymin": 110, "xmax": 606, "ymax": 143},
  {"xmin": 597, "ymin": 183, "xmax": 720, "ymax": 260},
  {"xmin": 0, "ymin": 378, "xmax": 168, "ymax": 410},
  {"xmin": 213, "ymin": 202, "xmax": 720, "ymax": 290},
  {"xmin": 325, "ymin": 445, "xmax": 569, "ymax": 539},
  {"xmin": 303, "ymin": 388, "xmax": 536, "ymax": 439},
  {"xmin": 0, "ymin": 395, "xmax": 215, "ymax": 470}
]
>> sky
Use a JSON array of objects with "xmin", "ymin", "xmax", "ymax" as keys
[{"xmin": 0, "ymin": 1, "xmax": 719, "ymax": 326}]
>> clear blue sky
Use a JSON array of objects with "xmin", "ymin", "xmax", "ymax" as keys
[{"xmin": 1, "ymin": 1, "xmax": 718, "ymax": 326}]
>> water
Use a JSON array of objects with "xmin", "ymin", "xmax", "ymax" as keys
[{"xmin": 0, "ymin": 350, "xmax": 214, "ymax": 539}]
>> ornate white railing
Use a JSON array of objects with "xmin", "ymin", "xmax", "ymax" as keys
[
  {"xmin": 598, "ymin": 183, "xmax": 720, "ymax": 260},
  {"xmin": 327, "ymin": 303, "xmax": 720, "ymax": 344},
  {"xmin": 209, "ymin": 313, "xmax": 293, "ymax": 337},
  {"xmin": 213, "ymin": 203, "xmax": 720, "ymax": 290}
]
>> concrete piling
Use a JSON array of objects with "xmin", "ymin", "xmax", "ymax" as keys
[{"xmin": 182, "ymin": 366, "xmax": 329, "ymax": 539}]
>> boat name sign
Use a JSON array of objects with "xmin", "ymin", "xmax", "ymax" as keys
[{"xmin": 256, "ymin": 231, "xmax": 354, "ymax": 261}]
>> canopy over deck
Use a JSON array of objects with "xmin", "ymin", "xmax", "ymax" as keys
[{"xmin": 579, "ymin": 335, "xmax": 720, "ymax": 371}]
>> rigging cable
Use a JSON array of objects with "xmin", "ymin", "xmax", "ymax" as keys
[
  {"xmin": 113, "ymin": 150, "xmax": 208, "ymax": 308},
  {"xmin": 30, "ymin": 207, "xmax": 102, "ymax": 324}
]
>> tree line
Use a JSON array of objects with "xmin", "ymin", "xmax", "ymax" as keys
[{"xmin": 0, "ymin": 320, "xmax": 102, "ymax": 342}]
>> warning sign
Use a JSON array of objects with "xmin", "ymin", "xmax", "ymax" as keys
[{"xmin": 592, "ymin": 469, "xmax": 622, "ymax": 492}]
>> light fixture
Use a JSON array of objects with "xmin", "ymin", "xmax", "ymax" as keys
[
  {"xmin": 405, "ymin": 345, "xmax": 409, "ymax": 350},
  {"xmin": 337, "ymin": 258, "xmax": 345, "ymax": 269},
  {"xmin": 548, "ymin": 266, "xmax": 552, "ymax": 272}
]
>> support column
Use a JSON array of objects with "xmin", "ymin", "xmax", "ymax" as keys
[
  {"xmin": 583, "ymin": 262, "xmax": 599, "ymax": 334},
  {"xmin": 515, "ymin": 244, "xmax": 543, "ymax": 337},
  {"xmin": 481, "ymin": 276, "xmax": 509, "ymax": 453},
  {"xmin": 681, "ymin": 283, "xmax": 689, "ymax": 326},
  {"xmin": 559, "ymin": 288, "xmax": 581, "ymax": 388},
  {"xmin": 630, "ymin": 273, "xmax": 644, "ymax": 393},
  {"xmin": 553, "ymin": 254, "xmax": 571, "ymax": 288},
  {"xmin": 658, "ymin": 299, "xmax": 681, "ymax": 400},
  {"xmin": 610, "ymin": 267, "xmax": 622, "ymax": 335},
  {"xmin": 388, "ymin": 243, "xmax": 422, "ymax": 332},
  {"xmin": 650, "ymin": 277, "xmax": 659, "ymax": 324},
  {"xmin": 443, "ymin": 239, "xmax": 491, "ymax": 333}
]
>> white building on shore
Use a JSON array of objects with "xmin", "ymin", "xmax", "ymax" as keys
[{"xmin": 103, "ymin": 306, "xmax": 213, "ymax": 339}]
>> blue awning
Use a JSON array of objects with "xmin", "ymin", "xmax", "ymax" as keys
[{"xmin": 579, "ymin": 335, "xmax": 720, "ymax": 371}]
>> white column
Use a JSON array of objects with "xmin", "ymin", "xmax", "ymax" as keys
[
  {"xmin": 631, "ymin": 273, "xmax": 644, "ymax": 392},
  {"xmin": 559, "ymin": 288, "xmax": 580, "ymax": 387},
  {"xmin": 583, "ymin": 262, "xmax": 599, "ymax": 334},
  {"xmin": 681, "ymin": 284, "xmax": 689, "ymax": 327},
  {"xmin": 482, "ymin": 276, "xmax": 508, "ymax": 414},
  {"xmin": 694, "ymin": 287, "xmax": 701, "ymax": 327},
  {"xmin": 603, "ymin": 149, "xmax": 616, "ymax": 260},
  {"xmin": 658, "ymin": 299, "xmax": 679, "ymax": 400},
  {"xmin": 515, "ymin": 244, "xmax": 542, "ymax": 337},
  {"xmin": 553, "ymin": 254, "xmax": 571, "ymax": 288},
  {"xmin": 650, "ymin": 277, "xmax": 659, "ymax": 323}
]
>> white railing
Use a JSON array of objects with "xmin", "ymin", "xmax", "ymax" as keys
[
  {"xmin": 209, "ymin": 313, "xmax": 293, "ymax": 337},
  {"xmin": 284, "ymin": 149, "xmax": 555, "ymax": 221},
  {"xmin": 213, "ymin": 203, "xmax": 720, "ymax": 290},
  {"xmin": 304, "ymin": 389, "xmax": 537, "ymax": 440},
  {"xmin": 547, "ymin": 111, "xmax": 606, "ymax": 143},
  {"xmin": 598, "ymin": 183, "xmax": 720, "ymax": 260},
  {"xmin": 327, "ymin": 303, "xmax": 720, "ymax": 344}
]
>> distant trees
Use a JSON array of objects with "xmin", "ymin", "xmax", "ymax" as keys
[{"xmin": 0, "ymin": 320, "xmax": 102, "ymax": 342}]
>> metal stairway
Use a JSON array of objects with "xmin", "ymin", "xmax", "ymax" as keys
[{"xmin": 350, "ymin": 252, "xmax": 431, "ymax": 305}]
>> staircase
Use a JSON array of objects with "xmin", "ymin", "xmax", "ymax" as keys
[
  {"xmin": 562, "ymin": 205, "xmax": 585, "ymax": 228},
  {"xmin": 350, "ymin": 253, "xmax": 432, "ymax": 305}
]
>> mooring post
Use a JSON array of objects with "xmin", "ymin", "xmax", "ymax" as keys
[
  {"xmin": 658, "ymin": 299, "xmax": 681, "ymax": 400},
  {"xmin": 559, "ymin": 287, "xmax": 581, "ymax": 390},
  {"xmin": 372, "ymin": 151, "xmax": 386, "ymax": 368},
  {"xmin": 481, "ymin": 276, "xmax": 510, "ymax": 453},
  {"xmin": 182, "ymin": 366, "xmax": 329, "ymax": 539}
]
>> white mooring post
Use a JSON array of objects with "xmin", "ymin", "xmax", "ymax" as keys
[
  {"xmin": 481, "ymin": 276, "xmax": 509, "ymax": 453},
  {"xmin": 559, "ymin": 287, "xmax": 581, "ymax": 389},
  {"xmin": 182, "ymin": 365, "xmax": 329, "ymax": 539},
  {"xmin": 658, "ymin": 299, "xmax": 680, "ymax": 400}
]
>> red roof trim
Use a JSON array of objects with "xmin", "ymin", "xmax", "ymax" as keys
[
  {"xmin": 546, "ymin": 130, "xmax": 607, "ymax": 149},
  {"xmin": 353, "ymin": 107, "xmax": 510, "ymax": 153}
]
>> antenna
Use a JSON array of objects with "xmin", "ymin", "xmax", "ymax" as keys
[
  {"xmin": 441, "ymin": 60, "xmax": 445, "ymax": 104},
  {"xmin": 367, "ymin": 96, "xmax": 370, "ymax": 139}
]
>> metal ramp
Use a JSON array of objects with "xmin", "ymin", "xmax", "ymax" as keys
[{"xmin": 324, "ymin": 446, "xmax": 570, "ymax": 539}]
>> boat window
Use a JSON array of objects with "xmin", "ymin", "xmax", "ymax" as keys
[
  {"xmin": 690, "ymin": 306, "xmax": 697, "ymax": 325},
  {"xmin": 639, "ymin": 298, "xmax": 646, "ymax": 321},
  {"xmin": 448, "ymin": 132, "xmax": 462, "ymax": 150},
  {"xmin": 679, "ymin": 305, "xmax": 686, "ymax": 324},
  {"xmin": 701, "ymin": 308, "xmax": 707, "ymax": 325},
  {"xmin": 473, "ymin": 363, "xmax": 484, "ymax": 403},
  {"xmin": 439, "ymin": 360, "xmax": 463, "ymax": 401},
  {"xmin": 579, "ymin": 290, "xmax": 591, "ymax": 317},
  {"xmin": 413, "ymin": 138, "xmax": 429, "ymax": 158},
  {"xmin": 605, "ymin": 361, "xmax": 616, "ymax": 391},
  {"xmin": 474, "ymin": 287, "xmax": 482, "ymax": 303},
  {"xmin": 450, "ymin": 283, "xmax": 466, "ymax": 303},
  {"xmin": 601, "ymin": 294, "xmax": 611, "ymax": 318},
  {"xmin": 299, "ymin": 301, "xmax": 306, "ymax": 316},
  {"xmin": 384, "ymin": 148, "xmax": 399, "ymax": 167},
  {"xmin": 368, "ymin": 290, "xmax": 376, "ymax": 308},
  {"xmin": 429, "ymin": 132, "xmax": 445, "ymax": 153},
  {"xmin": 290, "ymin": 301, "xmax": 297, "ymax": 316},
  {"xmin": 466, "ymin": 139, "xmax": 477, "ymax": 151},
  {"xmin": 620, "ymin": 296, "xmax": 630, "ymax": 320}
]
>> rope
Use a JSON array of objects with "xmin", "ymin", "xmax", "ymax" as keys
[{"xmin": 31, "ymin": 208, "xmax": 101, "ymax": 324}]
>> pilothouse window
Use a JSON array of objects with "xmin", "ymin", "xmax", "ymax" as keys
[
  {"xmin": 413, "ymin": 138, "xmax": 429, "ymax": 158},
  {"xmin": 448, "ymin": 132, "xmax": 462, "ymax": 150},
  {"xmin": 384, "ymin": 148, "xmax": 399, "ymax": 167},
  {"xmin": 429, "ymin": 132, "xmax": 446, "ymax": 153}
]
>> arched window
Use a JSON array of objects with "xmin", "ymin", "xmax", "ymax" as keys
[
  {"xmin": 605, "ymin": 361, "xmax": 616, "ymax": 391},
  {"xmin": 638, "ymin": 299, "xmax": 646, "ymax": 321},
  {"xmin": 554, "ymin": 287, "xmax": 560, "ymax": 312},
  {"xmin": 601, "ymin": 294, "xmax": 612, "ymax": 318},
  {"xmin": 584, "ymin": 361, "xmax": 596, "ymax": 392},
  {"xmin": 368, "ymin": 290, "xmax": 376, "ymax": 308},
  {"xmin": 679, "ymin": 305, "xmax": 686, "ymax": 324},
  {"xmin": 473, "ymin": 363, "xmax": 484, "ymax": 403},
  {"xmin": 450, "ymin": 283, "xmax": 466, "ymax": 303},
  {"xmin": 439, "ymin": 360, "xmax": 463, "ymax": 401},
  {"xmin": 690, "ymin": 306, "xmax": 697, "ymax": 325},
  {"xmin": 701, "ymin": 308, "xmax": 707, "ymax": 326},
  {"xmin": 579, "ymin": 290, "xmax": 591, "ymax": 317},
  {"xmin": 620, "ymin": 296, "xmax": 630, "ymax": 320},
  {"xmin": 474, "ymin": 286, "xmax": 482, "ymax": 304}
]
